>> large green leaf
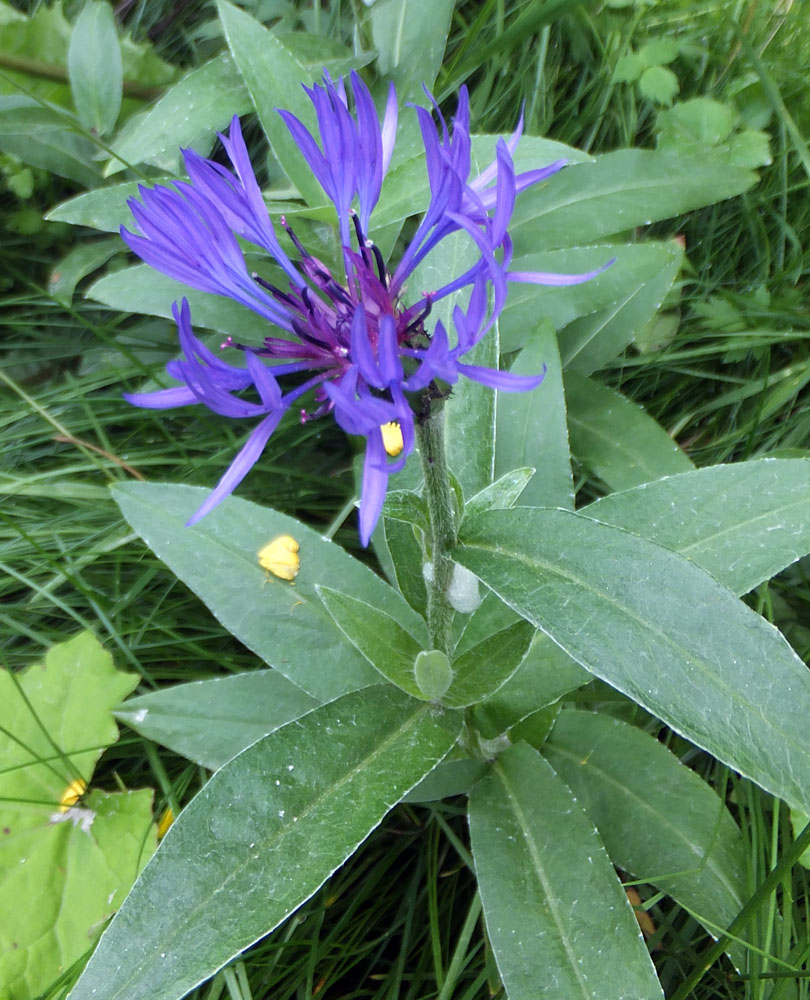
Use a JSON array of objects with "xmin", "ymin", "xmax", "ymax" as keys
[
  {"xmin": 115, "ymin": 671, "xmax": 320, "ymax": 770},
  {"xmin": 47, "ymin": 181, "xmax": 159, "ymax": 231},
  {"xmin": 495, "ymin": 321, "xmax": 573, "ymax": 508},
  {"xmin": 499, "ymin": 241, "xmax": 680, "ymax": 354},
  {"xmin": 558, "ymin": 240, "xmax": 683, "ymax": 374},
  {"xmin": 565, "ymin": 372, "xmax": 694, "ymax": 491},
  {"xmin": 88, "ymin": 264, "xmax": 273, "ymax": 342},
  {"xmin": 106, "ymin": 53, "xmax": 251, "ymax": 175},
  {"xmin": 469, "ymin": 742, "xmax": 662, "ymax": 1000},
  {"xmin": 545, "ymin": 710, "xmax": 748, "ymax": 969},
  {"xmin": 218, "ymin": 0, "xmax": 324, "ymax": 206},
  {"xmin": 0, "ymin": 632, "xmax": 154, "ymax": 1000},
  {"xmin": 67, "ymin": 686, "xmax": 462, "ymax": 1000},
  {"xmin": 510, "ymin": 148, "xmax": 758, "ymax": 253},
  {"xmin": 67, "ymin": 0, "xmax": 122, "ymax": 136},
  {"xmin": 367, "ymin": 0, "xmax": 453, "ymax": 100},
  {"xmin": 583, "ymin": 458, "xmax": 810, "ymax": 596},
  {"xmin": 0, "ymin": 96, "xmax": 99, "ymax": 186},
  {"xmin": 112, "ymin": 482, "xmax": 426, "ymax": 701},
  {"xmin": 456, "ymin": 507, "xmax": 810, "ymax": 814}
]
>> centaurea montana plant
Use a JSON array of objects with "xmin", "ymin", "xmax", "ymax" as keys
[{"xmin": 121, "ymin": 72, "xmax": 604, "ymax": 547}]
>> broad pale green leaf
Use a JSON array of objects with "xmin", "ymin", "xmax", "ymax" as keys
[
  {"xmin": 88, "ymin": 264, "xmax": 271, "ymax": 342},
  {"xmin": 368, "ymin": 0, "xmax": 453, "ymax": 100},
  {"xmin": 0, "ymin": 97, "xmax": 99, "ymax": 186},
  {"xmin": 106, "ymin": 53, "xmax": 251, "ymax": 175},
  {"xmin": 218, "ymin": 0, "xmax": 324, "ymax": 207},
  {"xmin": 559, "ymin": 241, "xmax": 683, "ymax": 373},
  {"xmin": 510, "ymin": 148, "xmax": 758, "ymax": 253},
  {"xmin": 472, "ymin": 633, "xmax": 590, "ymax": 739},
  {"xmin": 566, "ymin": 372, "xmax": 694, "ymax": 490},
  {"xmin": 495, "ymin": 322, "xmax": 573, "ymax": 508},
  {"xmin": 443, "ymin": 619, "xmax": 535, "ymax": 708},
  {"xmin": 2, "ymin": 789, "xmax": 156, "ymax": 1000},
  {"xmin": 457, "ymin": 507, "xmax": 810, "ymax": 815},
  {"xmin": 583, "ymin": 458, "xmax": 810, "ymax": 596},
  {"xmin": 470, "ymin": 742, "xmax": 662, "ymax": 1000},
  {"xmin": 47, "ymin": 181, "xmax": 155, "ymax": 231},
  {"xmin": 115, "ymin": 671, "xmax": 320, "ymax": 770},
  {"xmin": 0, "ymin": 631, "xmax": 137, "ymax": 829},
  {"xmin": 112, "ymin": 482, "xmax": 427, "ymax": 701},
  {"xmin": 67, "ymin": 686, "xmax": 462, "ymax": 1000},
  {"xmin": 463, "ymin": 467, "xmax": 536, "ymax": 521},
  {"xmin": 546, "ymin": 710, "xmax": 748, "ymax": 969},
  {"xmin": 0, "ymin": 632, "xmax": 152, "ymax": 1000},
  {"xmin": 68, "ymin": 0, "xmax": 122, "ymax": 136},
  {"xmin": 316, "ymin": 585, "xmax": 426, "ymax": 697},
  {"xmin": 499, "ymin": 242, "xmax": 677, "ymax": 354}
]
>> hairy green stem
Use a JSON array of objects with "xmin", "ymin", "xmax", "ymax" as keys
[{"xmin": 416, "ymin": 405, "xmax": 457, "ymax": 655}]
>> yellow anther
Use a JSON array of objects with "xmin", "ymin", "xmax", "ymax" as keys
[
  {"xmin": 59, "ymin": 778, "xmax": 87, "ymax": 813},
  {"xmin": 381, "ymin": 421, "xmax": 403, "ymax": 456},
  {"xmin": 156, "ymin": 806, "xmax": 175, "ymax": 839},
  {"xmin": 258, "ymin": 535, "xmax": 300, "ymax": 581}
]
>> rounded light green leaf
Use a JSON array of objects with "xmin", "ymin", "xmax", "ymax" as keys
[{"xmin": 68, "ymin": 0, "xmax": 122, "ymax": 136}]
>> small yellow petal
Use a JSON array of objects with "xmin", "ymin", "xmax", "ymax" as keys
[
  {"xmin": 381, "ymin": 421, "xmax": 403, "ymax": 456},
  {"xmin": 157, "ymin": 806, "xmax": 175, "ymax": 839},
  {"xmin": 59, "ymin": 778, "xmax": 87, "ymax": 813},
  {"xmin": 258, "ymin": 534, "xmax": 300, "ymax": 580}
]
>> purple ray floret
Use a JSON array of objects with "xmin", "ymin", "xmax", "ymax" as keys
[{"xmin": 122, "ymin": 73, "xmax": 607, "ymax": 544}]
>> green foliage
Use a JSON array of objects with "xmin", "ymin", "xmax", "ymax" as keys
[
  {"xmin": 0, "ymin": 633, "xmax": 155, "ymax": 1000},
  {"xmin": 4, "ymin": 1, "xmax": 810, "ymax": 998}
]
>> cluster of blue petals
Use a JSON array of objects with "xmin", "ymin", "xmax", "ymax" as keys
[{"xmin": 122, "ymin": 71, "xmax": 604, "ymax": 545}]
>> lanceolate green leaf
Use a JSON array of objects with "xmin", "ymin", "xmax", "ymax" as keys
[
  {"xmin": 218, "ymin": 0, "xmax": 325, "ymax": 207},
  {"xmin": 583, "ymin": 458, "xmax": 810, "ymax": 596},
  {"xmin": 116, "ymin": 671, "xmax": 320, "ymax": 770},
  {"xmin": 495, "ymin": 322, "xmax": 572, "ymax": 508},
  {"xmin": 88, "ymin": 265, "xmax": 272, "ymax": 341},
  {"xmin": 457, "ymin": 507, "xmax": 810, "ymax": 814},
  {"xmin": 316, "ymin": 586, "xmax": 426, "ymax": 697},
  {"xmin": 67, "ymin": 687, "xmax": 462, "ymax": 1000},
  {"xmin": 469, "ymin": 742, "xmax": 662, "ymax": 1000},
  {"xmin": 68, "ymin": 0, "xmax": 122, "ymax": 136},
  {"xmin": 499, "ymin": 242, "xmax": 680, "ymax": 354},
  {"xmin": 546, "ymin": 710, "xmax": 748, "ymax": 969},
  {"xmin": 443, "ymin": 619, "xmax": 535, "ymax": 708},
  {"xmin": 112, "ymin": 483, "xmax": 426, "ymax": 701},
  {"xmin": 510, "ymin": 148, "xmax": 758, "ymax": 254},
  {"xmin": 368, "ymin": 0, "xmax": 454, "ymax": 101},
  {"xmin": 559, "ymin": 239, "xmax": 683, "ymax": 374},
  {"xmin": 106, "ymin": 53, "xmax": 251, "ymax": 175},
  {"xmin": 566, "ymin": 372, "xmax": 694, "ymax": 491}
]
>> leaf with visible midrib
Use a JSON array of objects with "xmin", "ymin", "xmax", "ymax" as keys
[
  {"xmin": 457, "ymin": 506, "xmax": 810, "ymax": 815},
  {"xmin": 67, "ymin": 686, "xmax": 462, "ymax": 1000}
]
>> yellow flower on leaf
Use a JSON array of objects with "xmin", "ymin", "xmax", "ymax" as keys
[{"xmin": 258, "ymin": 535, "xmax": 300, "ymax": 581}]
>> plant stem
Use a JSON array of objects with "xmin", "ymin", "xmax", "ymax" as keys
[{"xmin": 417, "ymin": 405, "xmax": 457, "ymax": 656}]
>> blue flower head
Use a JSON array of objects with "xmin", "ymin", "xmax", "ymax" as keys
[{"xmin": 123, "ymin": 72, "xmax": 605, "ymax": 544}]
